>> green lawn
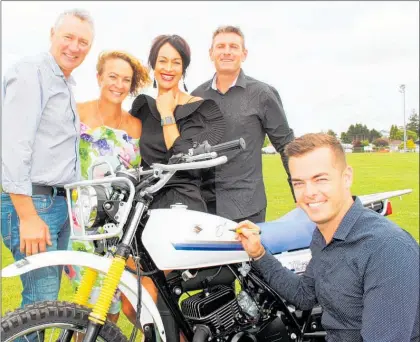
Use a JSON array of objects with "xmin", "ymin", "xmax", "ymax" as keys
[
  {"xmin": 1, "ymin": 152, "xmax": 419, "ymax": 337},
  {"xmin": 264, "ymin": 152, "xmax": 419, "ymax": 241}
]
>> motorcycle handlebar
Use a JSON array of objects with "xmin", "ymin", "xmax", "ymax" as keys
[
  {"xmin": 151, "ymin": 156, "xmax": 228, "ymax": 173},
  {"xmin": 189, "ymin": 138, "xmax": 246, "ymax": 156}
]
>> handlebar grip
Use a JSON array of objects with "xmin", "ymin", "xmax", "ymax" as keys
[
  {"xmin": 189, "ymin": 138, "xmax": 246, "ymax": 156},
  {"xmin": 210, "ymin": 138, "xmax": 246, "ymax": 153}
]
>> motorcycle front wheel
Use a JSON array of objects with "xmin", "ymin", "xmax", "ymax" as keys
[{"xmin": 0, "ymin": 301, "xmax": 128, "ymax": 342}]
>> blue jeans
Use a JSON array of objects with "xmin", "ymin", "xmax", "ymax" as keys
[{"xmin": 1, "ymin": 192, "xmax": 70, "ymax": 341}]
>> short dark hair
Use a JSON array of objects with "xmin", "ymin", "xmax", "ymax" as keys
[
  {"xmin": 212, "ymin": 25, "xmax": 245, "ymax": 49},
  {"xmin": 148, "ymin": 35, "xmax": 191, "ymax": 76},
  {"xmin": 285, "ymin": 133, "xmax": 347, "ymax": 169}
]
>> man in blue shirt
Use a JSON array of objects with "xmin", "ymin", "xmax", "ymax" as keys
[
  {"xmin": 236, "ymin": 133, "xmax": 419, "ymax": 341},
  {"xmin": 1, "ymin": 8, "xmax": 94, "ymax": 323}
]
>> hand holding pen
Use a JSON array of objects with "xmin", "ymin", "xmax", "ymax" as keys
[
  {"xmin": 234, "ymin": 220, "xmax": 266, "ymax": 260},
  {"xmin": 228, "ymin": 227, "xmax": 261, "ymax": 235}
]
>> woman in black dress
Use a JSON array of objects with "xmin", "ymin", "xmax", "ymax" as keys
[
  {"xmin": 130, "ymin": 34, "xmax": 225, "ymax": 212},
  {"xmin": 127, "ymin": 35, "xmax": 225, "ymax": 341}
]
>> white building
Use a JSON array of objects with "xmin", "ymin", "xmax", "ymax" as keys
[
  {"xmin": 364, "ymin": 145, "xmax": 373, "ymax": 152},
  {"xmin": 341, "ymin": 143, "xmax": 353, "ymax": 153}
]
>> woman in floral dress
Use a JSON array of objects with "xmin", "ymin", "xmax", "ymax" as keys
[{"xmin": 65, "ymin": 50, "xmax": 150, "ymax": 323}]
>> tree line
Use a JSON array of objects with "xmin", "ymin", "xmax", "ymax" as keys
[
  {"xmin": 325, "ymin": 109, "xmax": 419, "ymax": 149},
  {"xmin": 263, "ymin": 110, "xmax": 419, "ymax": 150}
]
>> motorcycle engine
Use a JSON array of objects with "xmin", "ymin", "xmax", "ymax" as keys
[{"xmin": 181, "ymin": 285, "xmax": 241, "ymax": 335}]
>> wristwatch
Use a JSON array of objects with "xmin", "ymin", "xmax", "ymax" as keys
[{"xmin": 161, "ymin": 116, "xmax": 176, "ymax": 126}]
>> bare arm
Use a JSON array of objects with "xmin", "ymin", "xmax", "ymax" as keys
[
  {"xmin": 123, "ymin": 112, "xmax": 143, "ymax": 139},
  {"xmin": 156, "ymin": 90, "xmax": 181, "ymax": 150},
  {"xmin": 162, "ymin": 122, "xmax": 180, "ymax": 150},
  {"xmin": 9, "ymin": 195, "xmax": 51, "ymax": 256},
  {"xmin": 9, "ymin": 194, "xmax": 37, "ymax": 218}
]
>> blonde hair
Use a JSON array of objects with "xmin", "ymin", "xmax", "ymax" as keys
[
  {"xmin": 285, "ymin": 133, "xmax": 347, "ymax": 169},
  {"xmin": 96, "ymin": 51, "xmax": 151, "ymax": 96},
  {"xmin": 212, "ymin": 25, "xmax": 245, "ymax": 48}
]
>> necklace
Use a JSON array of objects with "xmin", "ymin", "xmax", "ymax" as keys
[{"xmin": 96, "ymin": 101, "xmax": 123, "ymax": 130}]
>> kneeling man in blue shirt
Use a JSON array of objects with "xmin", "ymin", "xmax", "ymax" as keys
[{"xmin": 236, "ymin": 133, "xmax": 419, "ymax": 342}]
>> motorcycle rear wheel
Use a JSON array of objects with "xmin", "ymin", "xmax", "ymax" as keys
[{"xmin": 0, "ymin": 301, "xmax": 128, "ymax": 342}]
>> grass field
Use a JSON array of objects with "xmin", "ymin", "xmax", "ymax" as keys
[{"xmin": 1, "ymin": 152, "xmax": 419, "ymax": 338}]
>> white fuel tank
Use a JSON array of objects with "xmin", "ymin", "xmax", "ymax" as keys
[{"xmin": 142, "ymin": 206, "xmax": 249, "ymax": 270}]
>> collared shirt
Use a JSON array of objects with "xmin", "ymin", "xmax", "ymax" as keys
[
  {"xmin": 2, "ymin": 52, "xmax": 80, "ymax": 196},
  {"xmin": 254, "ymin": 197, "xmax": 420, "ymax": 342},
  {"xmin": 210, "ymin": 74, "xmax": 238, "ymax": 91},
  {"xmin": 192, "ymin": 69, "xmax": 295, "ymax": 220}
]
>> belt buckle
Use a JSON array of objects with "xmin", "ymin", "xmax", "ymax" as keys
[{"xmin": 55, "ymin": 187, "xmax": 66, "ymax": 197}]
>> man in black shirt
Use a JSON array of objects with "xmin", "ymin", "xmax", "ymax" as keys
[{"xmin": 192, "ymin": 25, "xmax": 295, "ymax": 223}]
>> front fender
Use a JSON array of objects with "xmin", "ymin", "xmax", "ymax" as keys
[{"xmin": 2, "ymin": 251, "xmax": 166, "ymax": 341}]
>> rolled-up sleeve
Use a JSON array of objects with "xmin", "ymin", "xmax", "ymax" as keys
[
  {"xmin": 2, "ymin": 63, "xmax": 43, "ymax": 195},
  {"xmin": 262, "ymin": 86, "xmax": 295, "ymax": 198},
  {"xmin": 361, "ymin": 236, "xmax": 419, "ymax": 341},
  {"xmin": 262, "ymin": 86, "xmax": 294, "ymax": 151}
]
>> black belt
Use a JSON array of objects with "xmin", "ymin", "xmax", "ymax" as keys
[{"xmin": 32, "ymin": 185, "xmax": 67, "ymax": 197}]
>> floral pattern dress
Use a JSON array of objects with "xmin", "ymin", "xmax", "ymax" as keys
[{"xmin": 65, "ymin": 122, "xmax": 140, "ymax": 314}]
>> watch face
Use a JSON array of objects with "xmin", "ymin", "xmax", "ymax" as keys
[{"xmin": 162, "ymin": 116, "xmax": 176, "ymax": 126}]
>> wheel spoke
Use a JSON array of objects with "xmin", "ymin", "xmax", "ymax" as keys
[{"xmin": 1, "ymin": 301, "xmax": 126, "ymax": 342}]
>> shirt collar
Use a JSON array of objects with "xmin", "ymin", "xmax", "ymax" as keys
[
  {"xmin": 312, "ymin": 196, "xmax": 363, "ymax": 246},
  {"xmin": 45, "ymin": 52, "xmax": 76, "ymax": 86},
  {"xmin": 208, "ymin": 68, "xmax": 246, "ymax": 91},
  {"xmin": 332, "ymin": 196, "xmax": 364, "ymax": 241}
]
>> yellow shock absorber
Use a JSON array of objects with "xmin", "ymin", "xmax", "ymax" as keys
[
  {"xmin": 73, "ymin": 267, "xmax": 98, "ymax": 306},
  {"xmin": 89, "ymin": 256, "xmax": 126, "ymax": 324}
]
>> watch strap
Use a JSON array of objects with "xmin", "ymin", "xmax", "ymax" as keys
[{"xmin": 161, "ymin": 116, "xmax": 176, "ymax": 126}]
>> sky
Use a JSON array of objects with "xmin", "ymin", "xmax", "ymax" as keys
[{"xmin": 2, "ymin": 1, "xmax": 419, "ymax": 137}]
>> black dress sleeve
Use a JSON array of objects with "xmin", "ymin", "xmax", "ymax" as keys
[
  {"xmin": 170, "ymin": 99, "xmax": 226, "ymax": 155},
  {"xmin": 130, "ymin": 94, "xmax": 152, "ymax": 121}
]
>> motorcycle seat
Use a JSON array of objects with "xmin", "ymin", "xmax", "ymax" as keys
[{"xmin": 257, "ymin": 208, "xmax": 315, "ymax": 255}]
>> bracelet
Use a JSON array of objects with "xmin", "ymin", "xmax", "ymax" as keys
[{"xmin": 161, "ymin": 116, "xmax": 176, "ymax": 126}]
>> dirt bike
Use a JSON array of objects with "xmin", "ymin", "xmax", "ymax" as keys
[{"xmin": 1, "ymin": 138, "xmax": 412, "ymax": 342}]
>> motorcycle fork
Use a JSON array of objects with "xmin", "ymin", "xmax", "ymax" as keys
[
  {"xmin": 80, "ymin": 200, "xmax": 147, "ymax": 341},
  {"xmin": 82, "ymin": 244, "xmax": 130, "ymax": 342},
  {"xmin": 59, "ymin": 257, "xmax": 101, "ymax": 342},
  {"xmin": 74, "ymin": 267, "xmax": 99, "ymax": 306}
]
